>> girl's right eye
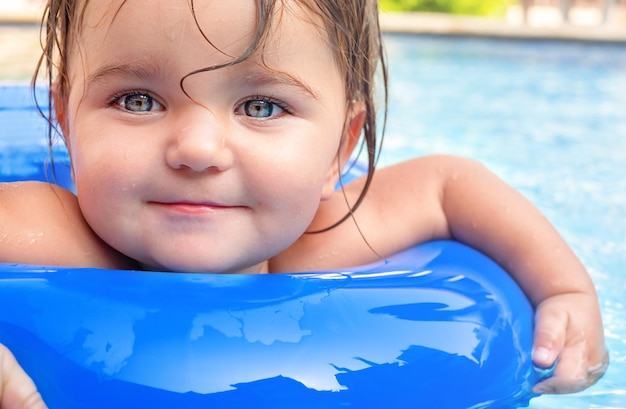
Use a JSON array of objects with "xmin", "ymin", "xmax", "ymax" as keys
[{"xmin": 111, "ymin": 92, "xmax": 164, "ymax": 113}]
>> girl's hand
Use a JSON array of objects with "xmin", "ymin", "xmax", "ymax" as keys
[
  {"xmin": 0, "ymin": 344, "xmax": 46, "ymax": 409},
  {"xmin": 531, "ymin": 293, "xmax": 609, "ymax": 394}
]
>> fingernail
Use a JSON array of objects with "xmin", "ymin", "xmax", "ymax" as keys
[{"xmin": 533, "ymin": 347, "xmax": 552, "ymax": 364}]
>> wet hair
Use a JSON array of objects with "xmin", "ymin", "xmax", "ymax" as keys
[{"xmin": 32, "ymin": 0, "xmax": 388, "ymax": 232}]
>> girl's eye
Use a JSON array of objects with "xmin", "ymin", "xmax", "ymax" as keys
[
  {"xmin": 241, "ymin": 98, "xmax": 285, "ymax": 119},
  {"xmin": 112, "ymin": 92, "xmax": 163, "ymax": 113}
]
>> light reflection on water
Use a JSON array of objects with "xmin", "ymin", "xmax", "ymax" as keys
[{"xmin": 380, "ymin": 34, "xmax": 626, "ymax": 408}]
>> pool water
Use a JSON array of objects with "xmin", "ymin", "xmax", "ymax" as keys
[{"xmin": 380, "ymin": 34, "xmax": 626, "ymax": 408}]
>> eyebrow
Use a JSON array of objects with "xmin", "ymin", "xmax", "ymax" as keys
[
  {"xmin": 86, "ymin": 62, "xmax": 161, "ymax": 86},
  {"xmin": 86, "ymin": 60, "xmax": 319, "ymax": 100},
  {"xmin": 237, "ymin": 64, "xmax": 319, "ymax": 100}
]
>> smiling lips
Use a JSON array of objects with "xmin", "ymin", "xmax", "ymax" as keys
[{"xmin": 149, "ymin": 201, "xmax": 238, "ymax": 215}]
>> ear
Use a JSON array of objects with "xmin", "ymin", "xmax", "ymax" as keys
[{"xmin": 320, "ymin": 102, "xmax": 366, "ymax": 200}]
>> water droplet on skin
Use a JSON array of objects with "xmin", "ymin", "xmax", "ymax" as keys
[
  {"xmin": 28, "ymin": 232, "xmax": 44, "ymax": 245},
  {"xmin": 10, "ymin": 231, "xmax": 45, "ymax": 246},
  {"xmin": 317, "ymin": 250, "xmax": 338, "ymax": 262}
]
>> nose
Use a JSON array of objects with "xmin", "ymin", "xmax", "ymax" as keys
[{"xmin": 165, "ymin": 109, "xmax": 234, "ymax": 172}]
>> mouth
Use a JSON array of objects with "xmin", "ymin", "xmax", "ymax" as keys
[{"xmin": 149, "ymin": 201, "xmax": 238, "ymax": 216}]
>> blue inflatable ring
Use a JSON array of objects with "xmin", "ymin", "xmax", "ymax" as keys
[
  {"xmin": 0, "ymin": 241, "xmax": 543, "ymax": 409},
  {"xmin": 0, "ymin": 85, "xmax": 544, "ymax": 408}
]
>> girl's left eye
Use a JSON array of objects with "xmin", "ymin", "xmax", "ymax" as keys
[
  {"xmin": 239, "ymin": 98, "xmax": 287, "ymax": 119},
  {"xmin": 111, "ymin": 92, "xmax": 163, "ymax": 113}
]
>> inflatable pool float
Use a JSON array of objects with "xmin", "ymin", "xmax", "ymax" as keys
[{"xmin": 0, "ymin": 85, "xmax": 546, "ymax": 408}]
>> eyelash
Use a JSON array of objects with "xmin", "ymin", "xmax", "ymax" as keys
[
  {"xmin": 107, "ymin": 90, "xmax": 161, "ymax": 112},
  {"xmin": 107, "ymin": 91, "xmax": 293, "ymax": 116},
  {"xmin": 240, "ymin": 95, "xmax": 293, "ymax": 116}
]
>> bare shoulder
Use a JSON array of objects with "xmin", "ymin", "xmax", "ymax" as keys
[
  {"xmin": 0, "ymin": 181, "xmax": 134, "ymax": 269},
  {"xmin": 272, "ymin": 155, "xmax": 480, "ymax": 272}
]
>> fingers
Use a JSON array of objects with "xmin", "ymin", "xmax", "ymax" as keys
[
  {"xmin": 531, "ymin": 295, "xmax": 609, "ymax": 394},
  {"xmin": 532, "ymin": 301, "xmax": 567, "ymax": 369},
  {"xmin": 533, "ymin": 347, "xmax": 609, "ymax": 394},
  {"xmin": 0, "ymin": 344, "xmax": 47, "ymax": 409}
]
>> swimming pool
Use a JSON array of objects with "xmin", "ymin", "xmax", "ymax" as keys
[
  {"xmin": 381, "ymin": 34, "xmax": 626, "ymax": 408},
  {"xmin": 0, "ymin": 33, "xmax": 625, "ymax": 407}
]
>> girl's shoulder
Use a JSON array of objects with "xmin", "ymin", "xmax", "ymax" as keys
[
  {"xmin": 0, "ymin": 181, "xmax": 134, "ymax": 269},
  {"xmin": 272, "ymin": 156, "xmax": 464, "ymax": 272}
]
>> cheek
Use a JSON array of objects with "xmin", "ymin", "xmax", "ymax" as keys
[
  {"xmin": 72, "ymin": 150, "xmax": 126, "ymax": 223},
  {"xmin": 248, "ymin": 151, "xmax": 332, "ymax": 229},
  {"xmin": 71, "ymin": 141, "xmax": 142, "ymax": 255},
  {"xmin": 68, "ymin": 121, "xmax": 144, "ymax": 224},
  {"xmin": 256, "ymin": 177, "xmax": 323, "ymax": 251},
  {"xmin": 70, "ymin": 140, "xmax": 119, "ymax": 199},
  {"xmin": 69, "ymin": 117, "xmax": 145, "ymax": 186},
  {"xmin": 257, "ymin": 124, "xmax": 342, "ymax": 208}
]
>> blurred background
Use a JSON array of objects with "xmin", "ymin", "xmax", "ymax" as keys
[{"xmin": 1, "ymin": 0, "xmax": 625, "ymax": 82}]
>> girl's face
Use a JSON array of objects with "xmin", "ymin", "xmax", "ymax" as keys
[{"xmin": 59, "ymin": 0, "xmax": 359, "ymax": 273}]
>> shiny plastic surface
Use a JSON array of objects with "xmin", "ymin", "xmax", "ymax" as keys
[{"xmin": 0, "ymin": 241, "xmax": 541, "ymax": 408}]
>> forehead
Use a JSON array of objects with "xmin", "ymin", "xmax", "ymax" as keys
[
  {"xmin": 80, "ymin": 1, "xmax": 253, "ymax": 56},
  {"xmin": 73, "ymin": 0, "xmax": 335, "ymax": 80}
]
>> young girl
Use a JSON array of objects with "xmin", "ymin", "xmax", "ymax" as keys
[{"xmin": 0, "ymin": 0, "xmax": 608, "ymax": 407}]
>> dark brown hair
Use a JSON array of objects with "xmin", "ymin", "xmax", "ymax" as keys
[{"xmin": 33, "ymin": 0, "xmax": 388, "ymax": 231}]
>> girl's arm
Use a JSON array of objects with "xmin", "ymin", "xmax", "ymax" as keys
[
  {"xmin": 431, "ymin": 155, "xmax": 608, "ymax": 393},
  {"xmin": 278, "ymin": 154, "xmax": 608, "ymax": 393},
  {"xmin": 0, "ymin": 181, "xmax": 134, "ymax": 269}
]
